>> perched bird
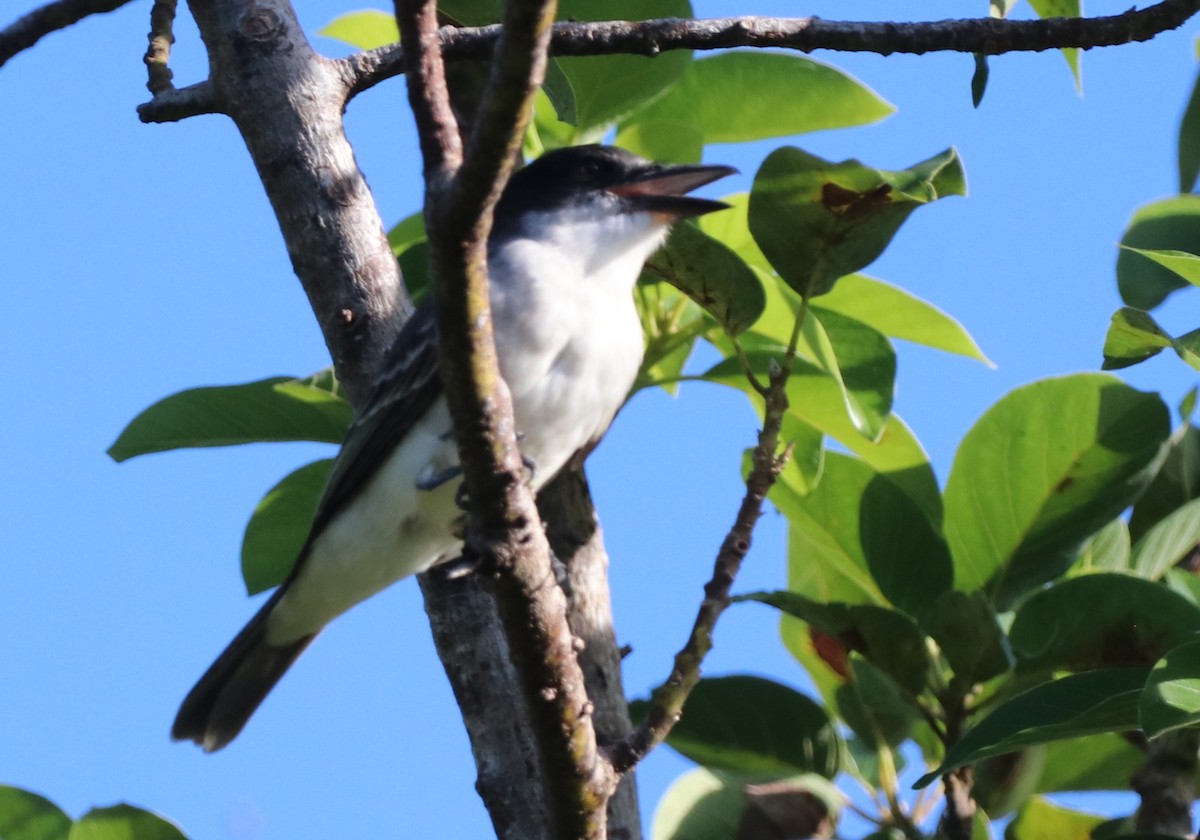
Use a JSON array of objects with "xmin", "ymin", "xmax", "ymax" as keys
[{"xmin": 172, "ymin": 145, "xmax": 735, "ymax": 751}]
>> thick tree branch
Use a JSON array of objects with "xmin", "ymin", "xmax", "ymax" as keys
[
  {"xmin": 608, "ymin": 360, "xmax": 792, "ymax": 773},
  {"xmin": 343, "ymin": 0, "xmax": 1200, "ymax": 97},
  {"xmin": 0, "ymin": 0, "xmax": 133, "ymax": 68},
  {"xmin": 1133, "ymin": 728, "xmax": 1200, "ymax": 836},
  {"xmin": 398, "ymin": 0, "xmax": 612, "ymax": 836}
]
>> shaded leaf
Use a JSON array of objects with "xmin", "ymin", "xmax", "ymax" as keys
[
  {"xmin": 68, "ymin": 805, "xmax": 188, "ymax": 840},
  {"xmin": 1140, "ymin": 639, "xmax": 1200, "ymax": 737},
  {"xmin": 241, "ymin": 459, "xmax": 333, "ymax": 595},
  {"xmin": 1130, "ymin": 422, "xmax": 1200, "ymax": 541},
  {"xmin": 817, "ymin": 274, "xmax": 991, "ymax": 364},
  {"xmin": 777, "ymin": 452, "xmax": 952, "ymax": 614},
  {"xmin": 972, "ymin": 54, "xmax": 989, "ymax": 108},
  {"xmin": 0, "ymin": 786, "xmax": 71, "ymax": 840},
  {"xmin": 1008, "ymin": 574, "xmax": 1200, "ymax": 672},
  {"xmin": 748, "ymin": 146, "xmax": 966, "ymax": 299},
  {"xmin": 809, "ymin": 308, "xmax": 896, "ymax": 441},
  {"xmin": 1036, "ymin": 733, "xmax": 1145, "ymax": 794},
  {"xmin": 915, "ymin": 669, "xmax": 1149, "ymax": 788},
  {"xmin": 1117, "ymin": 196, "xmax": 1200, "ymax": 309},
  {"xmin": 645, "ymin": 221, "xmax": 765, "ymax": 335},
  {"xmin": 943, "ymin": 374, "xmax": 1170, "ymax": 609},
  {"xmin": 1122, "ymin": 246, "xmax": 1200, "ymax": 289},
  {"xmin": 916, "ymin": 590, "xmax": 1012, "ymax": 684},
  {"xmin": 108, "ymin": 374, "xmax": 350, "ymax": 461},
  {"xmin": 736, "ymin": 591, "xmax": 932, "ymax": 694},
  {"xmin": 1181, "ymin": 64, "xmax": 1200, "ymax": 192},
  {"xmin": 836, "ymin": 656, "xmax": 919, "ymax": 748},
  {"xmin": 1130, "ymin": 496, "xmax": 1200, "ymax": 580},
  {"xmin": 632, "ymin": 675, "xmax": 840, "ymax": 778}
]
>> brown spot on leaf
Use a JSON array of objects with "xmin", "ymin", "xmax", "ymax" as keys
[{"xmin": 820, "ymin": 182, "xmax": 893, "ymax": 219}]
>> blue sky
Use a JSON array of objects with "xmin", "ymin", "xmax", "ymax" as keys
[{"xmin": 3, "ymin": 0, "xmax": 1199, "ymax": 837}]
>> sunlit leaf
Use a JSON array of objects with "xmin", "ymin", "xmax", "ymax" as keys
[
  {"xmin": 1101, "ymin": 307, "xmax": 1171, "ymax": 370},
  {"xmin": 1005, "ymin": 796, "xmax": 1102, "ymax": 840},
  {"xmin": 1130, "ymin": 496, "xmax": 1200, "ymax": 580},
  {"xmin": 68, "ymin": 804, "xmax": 188, "ymax": 840},
  {"xmin": 1026, "ymin": 0, "xmax": 1081, "ymax": 90},
  {"xmin": 0, "ymin": 786, "xmax": 71, "ymax": 840},
  {"xmin": 318, "ymin": 10, "xmax": 397, "ymax": 50},
  {"xmin": 943, "ymin": 374, "xmax": 1170, "ymax": 608},
  {"xmin": 1140, "ymin": 639, "xmax": 1200, "ymax": 737}
]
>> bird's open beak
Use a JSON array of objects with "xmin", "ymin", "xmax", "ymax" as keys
[{"xmin": 610, "ymin": 163, "xmax": 738, "ymax": 218}]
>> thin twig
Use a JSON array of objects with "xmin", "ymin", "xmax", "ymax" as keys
[
  {"xmin": 144, "ymin": 0, "xmax": 176, "ymax": 95},
  {"xmin": 0, "ymin": 0, "xmax": 133, "ymax": 68},
  {"xmin": 342, "ymin": 0, "xmax": 1200, "ymax": 98},
  {"xmin": 606, "ymin": 305, "xmax": 804, "ymax": 773}
]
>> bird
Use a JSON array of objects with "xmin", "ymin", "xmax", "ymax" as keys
[{"xmin": 172, "ymin": 144, "xmax": 736, "ymax": 752}]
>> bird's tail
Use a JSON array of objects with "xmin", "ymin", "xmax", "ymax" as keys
[{"xmin": 172, "ymin": 588, "xmax": 315, "ymax": 752}]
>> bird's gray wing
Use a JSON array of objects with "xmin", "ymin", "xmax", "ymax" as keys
[{"xmin": 307, "ymin": 302, "xmax": 443, "ymax": 539}]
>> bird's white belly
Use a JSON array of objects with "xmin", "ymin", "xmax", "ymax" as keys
[{"xmin": 268, "ymin": 401, "xmax": 463, "ymax": 642}]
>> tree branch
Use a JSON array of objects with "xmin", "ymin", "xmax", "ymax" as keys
[
  {"xmin": 0, "ymin": 0, "xmax": 133, "ymax": 68},
  {"xmin": 144, "ymin": 0, "xmax": 177, "ymax": 95},
  {"xmin": 343, "ymin": 0, "xmax": 1200, "ymax": 97},
  {"xmin": 397, "ymin": 0, "xmax": 612, "ymax": 835},
  {"xmin": 1133, "ymin": 728, "xmax": 1200, "ymax": 836},
  {"xmin": 607, "ymin": 359, "xmax": 792, "ymax": 773}
]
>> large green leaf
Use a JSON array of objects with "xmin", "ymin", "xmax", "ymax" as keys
[
  {"xmin": 943, "ymin": 374, "xmax": 1170, "ymax": 608},
  {"xmin": 1008, "ymin": 574, "xmax": 1200, "ymax": 672},
  {"xmin": 736, "ymin": 591, "xmax": 932, "ymax": 695},
  {"xmin": 554, "ymin": 0, "xmax": 692, "ymax": 132},
  {"xmin": 620, "ymin": 52, "xmax": 892, "ymax": 162},
  {"xmin": 1117, "ymin": 196, "xmax": 1200, "ymax": 309},
  {"xmin": 817, "ymin": 273, "xmax": 991, "ymax": 364},
  {"xmin": 916, "ymin": 589, "xmax": 1012, "ymax": 685},
  {"xmin": 1180, "ymin": 63, "xmax": 1200, "ymax": 193},
  {"xmin": 0, "ymin": 786, "xmax": 71, "ymax": 840},
  {"xmin": 1005, "ymin": 796, "xmax": 1102, "ymax": 840},
  {"xmin": 1036, "ymin": 733, "xmax": 1145, "ymax": 793},
  {"xmin": 108, "ymin": 373, "xmax": 351, "ymax": 461},
  {"xmin": 241, "ymin": 459, "xmax": 333, "ymax": 595},
  {"xmin": 651, "ymin": 768, "xmax": 840, "ymax": 840},
  {"xmin": 779, "ymin": 452, "xmax": 952, "ymax": 615},
  {"xmin": 809, "ymin": 308, "xmax": 896, "ymax": 440},
  {"xmin": 644, "ymin": 221, "xmax": 765, "ymax": 335},
  {"xmin": 915, "ymin": 669, "xmax": 1149, "ymax": 788},
  {"xmin": 1123, "ymin": 246, "xmax": 1200, "ymax": 289},
  {"xmin": 748, "ymin": 146, "xmax": 966, "ymax": 299},
  {"xmin": 1130, "ymin": 421, "xmax": 1200, "ymax": 541},
  {"xmin": 631, "ymin": 676, "xmax": 840, "ymax": 778},
  {"xmin": 68, "ymin": 805, "xmax": 188, "ymax": 840},
  {"xmin": 318, "ymin": 10, "xmax": 397, "ymax": 50},
  {"xmin": 1130, "ymin": 496, "xmax": 1200, "ymax": 580},
  {"xmin": 1070, "ymin": 518, "xmax": 1132, "ymax": 574},
  {"xmin": 1140, "ymin": 639, "xmax": 1200, "ymax": 737}
]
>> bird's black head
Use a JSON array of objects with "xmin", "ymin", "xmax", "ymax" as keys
[{"xmin": 493, "ymin": 145, "xmax": 736, "ymax": 238}]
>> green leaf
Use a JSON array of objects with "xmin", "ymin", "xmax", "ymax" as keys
[
  {"xmin": 836, "ymin": 656, "xmax": 919, "ymax": 748},
  {"xmin": 1130, "ymin": 496, "xmax": 1200, "ymax": 580},
  {"xmin": 614, "ymin": 119, "xmax": 703, "ymax": 165},
  {"xmin": 1117, "ymin": 196, "xmax": 1200, "ymax": 309},
  {"xmin": 817, "ymin": 274, "xmax": 991, "ymax": 364},
  {"xmin": 625, "ymin": 52, "xmax": 892, "ymax": 148},
  {"xmin": 1140, "ymin": 639, "xmax": 1200, "ymax": 737},
  {"xmin": 1070, "ymin": 518, "xmax": 1132, "ymax": 574},
  {"xmin": 972, "ymin": 54, "xmax": 989, "ymax": 108},
  {"xmin": 1008, "ymin": 574, "xmax": 1200, "ymax": 672},
  {"xmin": 644, "ymin": 221, "xmax": 765, "ymax": 335},
  {"xmin": 943, "ymin": 374, "xmax": 1170, "ymax": 608},
  {"xmin": 1130, "ymin": 422, "xmax": 1200, "ymax": 541},
  {"xmin": 915, "ymin": 669, "xmax": 1149, "ymax": 788},
  {"xmin": 916, "ymin": 590, "xmax": 1013, "ymax": 684},
  {"xmin": 387, "ymin": 210, "xmax": 426, "ymax": 255},
  {"xmin": 1004, "ymin": 796, "xmax": 1102, "ymax": 840},
  {"xmin": 318, "ymin": 10, "xmax": 397, "ymax": 50},
  {"xmin": 1180, "ymin": 65, "xmax": 1200, "ymax": 192},
  {"xmin": 632, "ymin": 675, "xmax": 841, "ymax": 777},
  {"xmin": 696, "ymin": 192, "xmax": 771, "ymax": 272},
  {"xmin": 651, "ymin": 768, "xmax": 840, "ymax": 840},
  {"xmin": 1026, "ymin": 0, "xmax": 1082, "ymax": 90},
  {"xmin": 108, "ymin": 373, "xmax": 351, "ymax": 461},
  {"xmin": 554, "ymin": 0, "xmax": 692, "ymax": 132},
  {"xmin": 1036, "ymin": 733, "xmax": 1144, "ymax": 793},
  {"xmin": 0, "ymin": 786, "xmax": 71, "ymax": 840},
  {"xmin": 241, "ymin": 459, "xmax": 333, "ymax": 595},
  {"xmin": 396, "ymin": 239, "xmax": 432, "ymax": 306},
  {"xmin": 1122, "ymin": 246, "xmax": 1200, "ymax": 289},
  {"xmin": 779, "ymin": 452, "xmax": 952, "ymax": 614},
  {"xmin": 809, "ymin": 308, "xmax": 896, "ymax": 441},
  {"xmin": 1101, "ymin": 307, "xmax": 1171, "ymax": 370},
  {"xmin": 749, "ymin": 146, "xmax": 966, "ymax": 299},
  {"xmin": 736, "ymin": 591, "xmax": 932, "ymax": 695},
  {"xmin": 68, "ymin": 805, "xmax": 188, "ymax": 840}
]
